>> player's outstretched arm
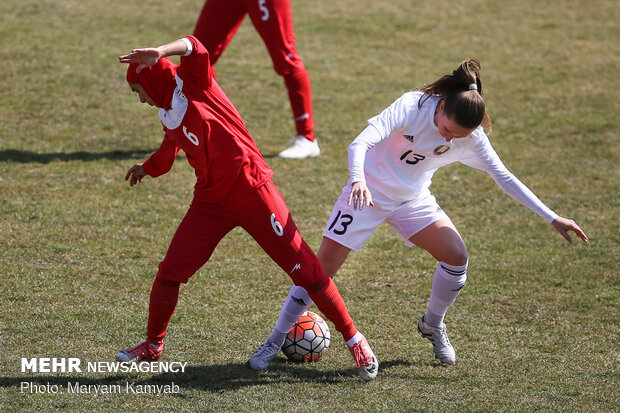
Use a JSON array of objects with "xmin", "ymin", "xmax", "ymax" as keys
[
  {"xmin": 125, "ymin": 163, "xmax": 147, "ymax": 187},
  {"xmin": 119, "ymin": 39, "xmax": 189, "ymax": 73},
  {"xmin": 551, "ymin": 216, "xmax": 589, "ymax": 243}
]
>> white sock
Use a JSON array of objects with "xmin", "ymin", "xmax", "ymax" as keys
[
  {"xmin": 423, "ymin": 310, "xmax": 444, "ymax": 327},
  {"xmin": 426, "ymin": 261, "xmax": 468, "ymax": 327},
  {"xmin": 346, "ymin": 331, "xmax": 364, "ymax": 347},
  {"xmin": 268, "ymin": 285, "xmax": 313, "ymax": 345}
]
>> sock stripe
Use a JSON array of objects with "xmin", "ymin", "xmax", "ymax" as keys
[{"xmin": 440, "ymin": 264, "xmax": 467, "ymax": 276}]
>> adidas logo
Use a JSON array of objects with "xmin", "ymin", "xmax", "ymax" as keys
[
  {"xmin": 291, "ymin": 296, "xmax": 306, "ymax": 306},
  {"xmin": 403, "ymin": 134, "xmax": 415, "ymax": 142}
]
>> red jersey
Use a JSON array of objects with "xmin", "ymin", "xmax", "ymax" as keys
[{"xmin": 142, "ymin": 36, "xmax": 273, "ymax": 206}]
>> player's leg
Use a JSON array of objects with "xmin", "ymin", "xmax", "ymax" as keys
[
  {"xmin": 277, "ymin": 237, "xmax": 351, "ymax": 334},
  {"xmin": 259, "ymin": 236, "xmax": 352, "ymax": 356},
  {"xmin": 240, "ymin": 181, "xmax": 377, "ymax": 379},
  {"xmin": 409, "ymin": 218, "xmax": 468, "ymax": 364},
  {"xmin": 238, "ymin": 181, "xmax": 357, "ymax": 339},
  {"xmin": 317, "ymin": 237, "xmax": 353, "ymax": 277},
  {"xmin": 251, "ymin": 184, "xmax": 381, "ymax": 367},
  {"xmin": 253, "ymin": 183, "xmax": 371, "ymax": 341},
  {"xmin": 244, "ymin": 0, "xmax": 317, "ymax": 158},
  {"xmin": 193, "ymin": 0, "xmax": 247, "ymax": 67},
  {"xmin": 117, "ymin": 202, "xmax": 235, "ymax": 362}
]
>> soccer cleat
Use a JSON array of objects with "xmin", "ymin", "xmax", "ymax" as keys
[
  {"xmin": 417, "ymin": 315, "xmax": 456, "ymax": 364},
  {"xmin": 249, "ymin": 339, "xmax": 282, "ymax": 371},
  {"xmin": 278, "ymin": 135, "xmax": 320, "ymax": 159},
  {"xmin": 116, "ymin": 340, "xmax": 164, "ymax": 363},
  {"xmin": 348, "ymin": 335, "xmax": 379, "ymax": 381}
]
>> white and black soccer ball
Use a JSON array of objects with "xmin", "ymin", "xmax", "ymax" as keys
[{"xmin": 281, "ymin": 311, "xmax": 331, "ymax": 363}]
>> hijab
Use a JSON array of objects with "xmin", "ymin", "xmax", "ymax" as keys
[{"xmin": 126, "ymin": 58, "xmax": 177, "ymax": 110}]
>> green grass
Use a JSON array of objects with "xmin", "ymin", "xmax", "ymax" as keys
[{"xmin": 1, "ymin": 0, "xmax": 618, "ymax": 411}]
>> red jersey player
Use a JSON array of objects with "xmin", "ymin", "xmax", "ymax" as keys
[
  {"xmin": 193, "ymin": 0, "xmax": 319, "ymax": 159},
  {"xmin": 116, "ymin": 36, "xmax": 378, "ymax": 380}
]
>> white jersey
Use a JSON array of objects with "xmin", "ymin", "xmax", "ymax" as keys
[{"xmin": 348, "ymin": 91, "xmax": 558, "ymax": 223}]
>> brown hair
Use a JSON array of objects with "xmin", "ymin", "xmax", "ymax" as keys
[{"xmin": 416, "ymin": 59, "xmax": 492, "ymax": 132}]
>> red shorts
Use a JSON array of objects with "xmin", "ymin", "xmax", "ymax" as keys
[
  {"xmin": 193, "ymin": 0, "xmax": 305, "ymax": 75},
  {"xmin": 157, "ymin": 180, "xmax": 328, "ymax": 290}
]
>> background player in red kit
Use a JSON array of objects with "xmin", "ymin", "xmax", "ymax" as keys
[
  {"xmin": 193, "ymin": 0, "xmax": 319, "ymax": 159},
  {"xmin": 115, "ymin": 35, "xmax": 378, "ymax": 380}
]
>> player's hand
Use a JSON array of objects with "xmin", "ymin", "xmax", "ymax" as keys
[
  {"xmin": 125, "ymin": 163, "xmax": 147, "ymax": 187},
  {"xmin": 119, "ymin": 48, "xmax": 162, "ymax": 73},
  {"xmin": 551, "ymin": 216, "xmax": 588, "ymax": 243},
  {"xmin": 348, "ymin": 181, "xmax": 374, "ymax": 210}
]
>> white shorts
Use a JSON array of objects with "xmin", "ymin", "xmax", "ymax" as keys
[{"xmin": 323, "ymin": 188, "xmax": 449, "ymax": 252}]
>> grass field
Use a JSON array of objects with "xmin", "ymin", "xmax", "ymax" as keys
[{"xmin": 1, "ymin": 0, "xmax": 618, "ymax": 411}]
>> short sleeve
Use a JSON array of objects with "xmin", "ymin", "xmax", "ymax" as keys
[
  {"xmin": 176, "ymin": 35, "xmax": 213, "ymax": 90},
  {"xmin": 180, "ymin": 37, "xmax": 193, "ymax": 56}
]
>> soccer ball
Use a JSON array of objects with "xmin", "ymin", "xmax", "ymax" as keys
[{"xmin": 281, "ymin": 311, "xmax": 331, "ymax": 363}]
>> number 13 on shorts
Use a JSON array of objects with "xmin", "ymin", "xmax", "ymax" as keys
[{"xmin": 328, "ymin": 210, "xmax": 353, "ymax": 235}]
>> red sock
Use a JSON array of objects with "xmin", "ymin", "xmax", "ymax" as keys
[
  {"xmin": 146, "ymin": 278, "xmax": 180, "ymax": 342},
  {"xmin": 284, "ymin": 69, "xmax": 314, "ymax": 140},
  {"xmin": 306, "ymin": 278, "xmax": 357, "ymax": 342}
]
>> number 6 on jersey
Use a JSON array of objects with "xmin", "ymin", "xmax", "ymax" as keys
[{"xmin": 183, "ymin": 125, "xmax": 199, "ymax": 146}]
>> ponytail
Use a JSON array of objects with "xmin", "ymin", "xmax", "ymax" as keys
[{"xmin": 416, "ymin": 59, "xmax": 492, "ymax": 132}]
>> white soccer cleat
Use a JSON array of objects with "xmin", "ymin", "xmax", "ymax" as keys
[
  {"xmin": 417, "ymin": 315, "xmax": 456, "ymax": 364},
  {"xmin": 249, "ymin": 340, "xmax": 282, "ymax": 371},
  {"xmin": 278, "ymin": 136, "xmax": 320, "ymax": 159},
  {"xmin": 348, "ymin": 335, "xmax": 379, "ymax": 381}
]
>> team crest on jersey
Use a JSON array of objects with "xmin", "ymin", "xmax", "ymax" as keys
[
  {"xmin": 403, "ymin": 134, "xmax": 415, "ymax": 142},
  {"xmin": 176, "ymin": 89, "xmax": 187, "ymax": 102},
  {"xmin": 433, "ymin": 145, "xmax": 451, "ymax": 155}
]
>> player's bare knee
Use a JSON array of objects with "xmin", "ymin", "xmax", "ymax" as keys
[{"xmin": 444, "ymin": 247, "xmax": 469, "ymax": 266}]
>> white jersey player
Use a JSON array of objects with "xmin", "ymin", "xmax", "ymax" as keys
[{"xmin": 249, "ymin": 59, "xmax": 588, "ymax": 370}]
